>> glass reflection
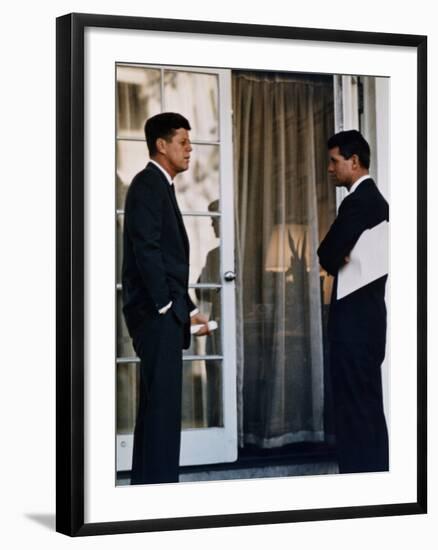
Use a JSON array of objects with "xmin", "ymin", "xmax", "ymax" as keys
[
  {"xmin": 164, "ymin": 71, "xmax": 219, "ymax": 141},
  {"xmin": 116, "ymin": 66, "xmax": 161, "ymax": 138},
  {"xmin": 117, "ymin": 362, "xmax": 140, "ymax": 434},
  {"xmin": 182, "ymin": 360, "xmax": 223, "ymax": 429},
  {"xmin": 183, "ymin": 214, "xmax": 220, "ymax": 285}
]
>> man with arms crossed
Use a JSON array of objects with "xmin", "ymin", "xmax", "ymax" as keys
[
  {"xmin": 317, "ymin": 130, "xmax": 389, "ymax": 473},
  {"xmin": 122, "ymin": 112, "xmax": 210, "ymax": 484}
]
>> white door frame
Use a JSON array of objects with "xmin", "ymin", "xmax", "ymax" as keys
[{"xmin": 117, "ymin": 66, "xmax": 237, "ymax": 471}]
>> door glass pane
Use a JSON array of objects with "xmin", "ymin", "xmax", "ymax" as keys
[
  {"xmin": 174, "ymin": 144, "xmax": 220, "ymax": 211},
  {"xmin": 164, "ymin": 71, "xmax": 219, "ymax": 141},
  {"xmin": 116, "ymin": 214, "xmax": 123, "ymax": 286},
  {"xmin": 117, "ymin": 212, "xmax": 221, "ymax": 288},
  {"xmin": 117, "ymin": 142, "xmax": 219, "ymax": 213},
  {"xmin": 183, "ymin": 214, "xmax": 220, "ymax": 285},
  {"xmin": 117, "ymin": 66, "xmax": 161, "ymax": 139},
  {"xmin": 117, "ymin": 363, "xmax": 140, "ymax": 433},
  {"xmin": 117, "ymin": 290, "xmax": 136, "ymax": 357},
  {"xmin": 182, "ymin": 360, "xmax": 223, "ymax": 429},
  {"xmin": 118, "ymin": 360, "xmax": 223, "ymax": 433},
  {"xmin": 116, "ymin": 141, "xmax": 149, "ymax": 209},
  {"xmin": 185, "ymin": 287, "xmax": 222, "ymax": 358},
  {"xmin": 117, "ymin": 287, "xmax": 223, "ymax": 359}
]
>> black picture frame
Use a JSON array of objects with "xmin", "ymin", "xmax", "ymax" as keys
[{"xmin": 56, "ymin": 12, "xmax": 427, "ymax": 537}]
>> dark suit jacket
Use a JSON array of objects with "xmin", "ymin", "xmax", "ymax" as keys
[
  {"xmin": 317, "ymin": 178, "xmax": 389, "ymax": 344},
  {"xmin": 122, "ymin": 162, "xmax": 195, "ymax": 348}
]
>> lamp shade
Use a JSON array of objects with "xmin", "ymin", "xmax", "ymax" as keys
[{"xmin": 265, "ymin": 223, "xmax": 308, "ymax": 273}]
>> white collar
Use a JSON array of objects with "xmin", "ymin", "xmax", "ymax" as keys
[
  {"xmin": 150, "ymin": 159, "xmax": 173, "ymax": 185},
  {"xmin": 349, "ymin": 174, "xmax": 371, "ymax": 194}
]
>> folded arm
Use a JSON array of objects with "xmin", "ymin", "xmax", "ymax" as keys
[{"xmin": 317, "ymin": 197, "xmax": 367, "ymax": 276}]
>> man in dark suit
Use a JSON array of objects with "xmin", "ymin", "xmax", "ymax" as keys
[
  {"xmin": 317, "ymin": 130, "xmax": 389, "ymax": 473},
  {"xmin": 122, "ymin": 112, "xmax": 210, "ymax": 484}
]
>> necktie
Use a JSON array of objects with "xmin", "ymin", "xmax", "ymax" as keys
[
  {"xmin": 169, "ymin": 183, "xmax": 188, "ymax": 254},
  {"xmin": 169, "ymin": 183, "xmax": 181, "ymax": 216}
]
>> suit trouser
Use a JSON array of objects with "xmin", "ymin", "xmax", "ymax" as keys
[
  {"xmin": 130, "ymin": 310, "xmax": 184, "ymax": 484},
  {"xmin": 329, "ymin": 339, "xmax": 389, "ymax": 474}
]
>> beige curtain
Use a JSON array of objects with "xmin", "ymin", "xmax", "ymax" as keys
[{"xmin": 233, "ymin": 71, "xmax": 335, "ymax": 448}]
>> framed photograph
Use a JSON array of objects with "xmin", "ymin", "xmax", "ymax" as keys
[{"xmin": 56, "ymin": 12, "xmax": 427, "ymax": 536}]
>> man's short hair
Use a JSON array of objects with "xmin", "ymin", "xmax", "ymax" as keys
[
  {"xmin": 208, "ymin": 199, "xmax": 219, "ymax": 213},
  {"xmin": 145, "ymin": 112, "xmax": 191, "ymax": 156},
  {"xmin": 327, "ymin": 130, "xmax": 371, "ymax": 169}
]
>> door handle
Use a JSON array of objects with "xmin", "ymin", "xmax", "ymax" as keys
[{"xmin": 224, "ymin": 271, "xmax": 236, "ymax": 282}]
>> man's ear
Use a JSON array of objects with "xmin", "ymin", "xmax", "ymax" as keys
[
  {"xmin": 351, "ymin": 153, "xmax": 360, "ymax": 169},
  {"xmin": 155, "ymin": 137, "xmax": 167, "ymax": 155}
]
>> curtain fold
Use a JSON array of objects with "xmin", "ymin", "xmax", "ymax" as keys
[{"xmin": 233, "ymin": 72, "xmax": 335, "ymax": 448}]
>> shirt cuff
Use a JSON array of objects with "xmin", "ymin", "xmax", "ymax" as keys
[
  {"xmin": 158, "ymin": 301, "xmax": 172, "ymax": 314},
  {"xmin": 190, "ymin": 308, "xmax": 199, "ymax": 317}
]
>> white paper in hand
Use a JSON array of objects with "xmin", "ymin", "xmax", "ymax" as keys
[
  {"xmin": 337, "ymin": 221, "xmax": 388, "ymax": 300},
  {"xmin": 190, "ymin": 320, "xmax": 218, "ymax": 335}
]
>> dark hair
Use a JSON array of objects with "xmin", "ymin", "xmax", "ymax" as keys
[
  {"xmin": 327, "ymin": 130, "xmax": 370, "ymax": 169},
  {"xmin": 208, "ymin": 199, "xmax": 219, "ymax": 213},
  {"xmin": 145, "ymin": 112, "xmax": 191, "ymax": 156}
]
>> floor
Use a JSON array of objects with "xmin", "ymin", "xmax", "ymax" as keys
[{"xmin": 116, "ymin": 460, "xmax": 339, "ymax": 485}]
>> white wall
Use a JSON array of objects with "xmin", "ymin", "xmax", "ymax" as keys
[{"xmin": 1, "ymin": 1, "xmax": 435, "ymax": 548}]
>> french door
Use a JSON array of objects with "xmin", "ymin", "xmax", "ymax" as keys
[{"xmin": 115, "ymin": 65, "xmax": 237, "ymax": 471}]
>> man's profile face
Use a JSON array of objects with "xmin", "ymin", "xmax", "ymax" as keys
[
  {"xmin": 328, "ymin": 146, "xmax": 354, "ymax": 188},
  {"xmin": 159, "ymin": 128, "xmax": 192, "ymax": 177}
]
